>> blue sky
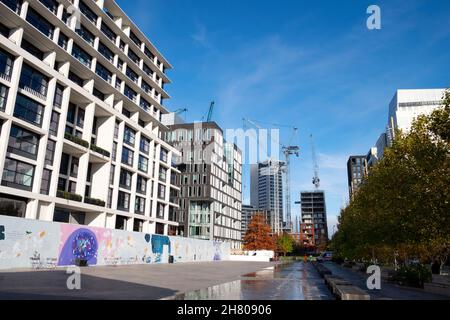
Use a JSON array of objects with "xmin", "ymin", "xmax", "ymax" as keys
[{"xmin": 117, "ymin": 0, "xmax": 450, "ymax": 235}]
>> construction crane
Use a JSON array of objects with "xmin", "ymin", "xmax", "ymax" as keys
[
  {"xmin": 242, "ymin": 118, "xmax": 300, "ymax": 233},
  {"xmin": 283, "ymin": 142, "xmax": 300, "ymax": 231},
  {"xmin": 174, "ymin": 108, "xmax": 188, "ymax": 115},
  {"xmin": 310, "ymin": 134, "xmax": 320, "ymax": 189},
  {"xmin": 202, "ymin": 101, "xmax": 215, "ymax": 122}
]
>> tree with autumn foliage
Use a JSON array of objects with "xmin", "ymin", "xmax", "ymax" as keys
[{"xmin": 243, "ymin": 214, "xmax": 275, "ymax": 251}]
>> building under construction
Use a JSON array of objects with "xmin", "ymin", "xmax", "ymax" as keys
[
  {"xmin": 299, "ymin": 191, "xmax": 328, "ymax": 249},
  {"xmin": 250, "ymin": 160, "xmax": 285, "ymax": 234}
]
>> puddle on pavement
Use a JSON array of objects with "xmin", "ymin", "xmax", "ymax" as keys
[{"xmin": 175, "ymin": 262, "xmax": 334, "ymax": 300}]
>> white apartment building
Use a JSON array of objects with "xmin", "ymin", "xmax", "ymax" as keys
[
  {"xmin": 387, "ymin": 88, "xmax": 446, "ymax": 145},
  {"xmin": 0, "ymin": 0, "xmax": 182, "ymax": 235},
  {"xmin": 367, "ymin": 88, "xmax": 446, "ymax": 166}
]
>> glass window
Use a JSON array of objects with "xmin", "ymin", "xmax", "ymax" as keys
[
  {"xmin": 112, "ymin": 142, "xmax": 117, "ymax": 161},
  {"xmin": 130, "ymin": 31, "xmax": 141, "ymax": 47},
  {"xmin": 21, "ymin": 39, "xmax": 44, "ymax": 60},
  {"xmin": 70, "ymin": 157, "xmax": 79, "ymax": 178},
  {"xmin": 137, "ymin": 175, "xmax": 147, "ymax": 194},
  {"xmin": 40, "ymin": 0, "xmax": 58, "ymax": 14},
  {"xmin": 135, "ymin": 196, "xmax": 145, "ymax": 214},
  {"xmin": 126, "ymin": 67, "xmax": 138, "ymax": 83},
  {"xmin": 76, "ymin": 108, "xmax": 85, "ymax": 128},
  {"xmin": 58, "ymin": 32, "xmax": 68, "ymax": 50},
  {"xmin": 45, "ymin": 139, "xmax": 56, "ymax": 166},
  {"xmin": 0, "ymin": 48, "xmax": 13, "ymax": 79},
  {"xmin": 49, "ymin": 111, "xmax": 60, "ymax": 136},
  {"xmin": 0, "ymin": 84, "xmax": 9, "ymax": 111},
  {"xmin": 0, "ymin": 0, "xmax": 22, "ymax": 13},
  {"xmin": 123, "ymin": 126, "xmax": 135, "ymax": 146},
  {"xmin": 140, "ymin": 97, "xmax": 151, "ymax": 111},
  {"xmin": 7, "ymin": 125, "xmax": 40, "ymax": 159},
  {"xmin": 100, "ymin": 22, "xmax": 116, "ymax": 42},
  {"xmin": 158, "ymin": 184, "xmax": 166, "ymax": 199},
  {"xmin": 160, "ymin": 148, "xmax": 168, "ymax": 162},
  {"xmin": 40, "ymin": 169, "xmax": 52, "ymax": 195},
  {"xmin": 79, "ymin": 1, "xmax": 98, "ymax": 24},
  {"xmin": 2, "ymin": 158, "xmax": 35, "ymax": 190},
  {"xmin": 67, "ymin": 103, "xmax": 76, "ymax": 124},
  {"xmin": 53, "ymin": 84, "xmax": 64, "ymax": 108},
  {"xmin": 121, "ymin": 147, "xmax": 134, "ymax": 166},
  {"xmin": 68, "ymin": 71, "xmax": 84, "ymax": 87},
  {"xmin": 19, "ymin": 64, "xmax": 49, "ymax": 98},
  {"xmin": 109, "ymin": 165, "xmax": 115, "ymax": 185},
  {"xmin": 72, "ymin": 44, "xmax": 92, "ymax": 68},
  {"xmin": 124, "ymin": 85, "xmax": 136, "ymax": 102},
  {"xmin": 128, "ymin": 49, "xmax": 140, "ymax": 65},
  {"xmin": 13, "ymin": 94, "xmax": 44, "ymax": 126},
  {"xmin": 119, "ymin": 169, "xmax": 132, "ymax": 189},
  {"xmin": 143, "ymin": 63, "xmax": 153, "ymax": 78},
  {"xmin": 98, "ymin": 42, "xmax": 113, "ymax": 62},
  {"xmin": 117, "ymin": 191, "xmax": 130, "ymax": 211},
  {"xmin": 159, "ymin": 167, "xmax": 167, "ymax": 182},
  {"xmin": 60, "ymin": 153, "xmax": 70, "ymax": 175},
  {"xmin": 140, "ymin": 136, "xmax": 150, "ymax": 154},
  {"xmin": 96, "ymin": 62, "xmax": 112, "ymax": 83},
  {"xmin": 138, "ymin": 155, "xmax": 148, "ymax": 173},
  {"xmin": 26, "ymin": 7, "xmax": 54, "ymax": 38},
  {"xmin": 75, "ymin": 24, "xmax": 95, "ymax": 46}
]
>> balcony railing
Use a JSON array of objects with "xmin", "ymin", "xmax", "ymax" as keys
[
  {"xmin": 90, "ymin": 144, "xmax": 111, "ymax": 157},
  {"xmin": 57, "ymin": 190, "xmax": 82, "ymax": 202},
  {"xmin": 84, "ymin": 197, "xmax": 106, "ymax": 207},
  {"xmin": 64, "ymin": 132, "xmax": 89, "ymax": 148},
  {"xmin": 0, "ymin": 0, "xmax": 22, "ymax": 14}
]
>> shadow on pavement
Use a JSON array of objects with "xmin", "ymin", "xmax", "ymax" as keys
[{"xmin": 0, "ymin": 270, "xmax": 177, "ymax": 300}]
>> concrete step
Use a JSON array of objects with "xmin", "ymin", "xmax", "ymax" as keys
[{"xmin": 335, "ymin": 285, "xmax": 371, "ymax": 300}]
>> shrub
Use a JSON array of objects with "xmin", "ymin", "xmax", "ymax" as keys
[{"xmin": 392, "ymin": 264, "xmax": 432, "ymax": 288}]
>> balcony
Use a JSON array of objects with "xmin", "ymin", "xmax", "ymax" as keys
[
  {"xmin": 90, "ymin": 144, "xmax": 110, "ymax": 158},
  {"xmin": 65, "ymin": 132, "xmax": 89, "ymax": 149},
  {"xmin": 84, "ymin": 197, "xmax": 106, "ymax": 207},
  {"xmin": 0, "ymin": 0, "xmax": 22, "ymax": 14},
  {"xmin": 57, "ymin": 190, "xmax": 82, "ymax": 202}
]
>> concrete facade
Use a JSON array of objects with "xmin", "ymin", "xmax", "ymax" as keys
[
  {"xmin": 347, "ymin": 155, "xmax": 367, "ymax": 200},
  {"xmin": 300, "ymin": 191, "xmax": 328, "ymax": 248},
  {"xmin": 241, "ymin": 204, "xmax": 273, "ymax": 238},
  {"xmin": 250, "ymin": 159, "xmax": 284, "ymax": 234},
  {"xmin": 0, "ymin": 0, "xmax": 182, "ymax": 235},
  {"xmin": 165, "ymin": 122, "xmax": 243, "ymax": 249}
]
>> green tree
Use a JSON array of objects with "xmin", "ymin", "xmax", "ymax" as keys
[
  {"xmin": 276, "ymin": 233, "xmax": 295, "ymax": 256},
  {"xmin": 331, "ymin": 89, "xmax": 450, "ymax": 269}
]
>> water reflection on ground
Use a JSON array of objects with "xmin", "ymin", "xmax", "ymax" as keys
[{"xmin": 176, "ymin": 262, "xmax": 334, "ymax": 300}]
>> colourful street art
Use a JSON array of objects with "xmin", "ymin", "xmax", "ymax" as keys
[
  {"xmin": 58, "ymin": 228, "xmax": 99, "ymax": 266},
  {"xmin": 0, "ymin": 215, "xmax": 230, "ymax": 270}
]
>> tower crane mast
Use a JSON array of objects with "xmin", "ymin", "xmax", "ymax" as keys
[{"xmin": 310, "ymin": 134, "xmax": 320, "ymax": 189}]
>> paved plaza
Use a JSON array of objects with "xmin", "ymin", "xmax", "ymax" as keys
[{"xmin": 0, "ymin": 261, "xmax": 334, "ymax": 300}]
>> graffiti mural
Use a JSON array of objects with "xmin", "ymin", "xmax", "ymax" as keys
[
  {"xmin": 58, "ymin": 228, "xmax": 99, "ymax": 266},
  {"xmin": 0, "ymin": 215, "xmax": 231, "ymax": 270},
  {"xmin": 151, "ymin": 234, "xmax": 171, "ymax": 263}
]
